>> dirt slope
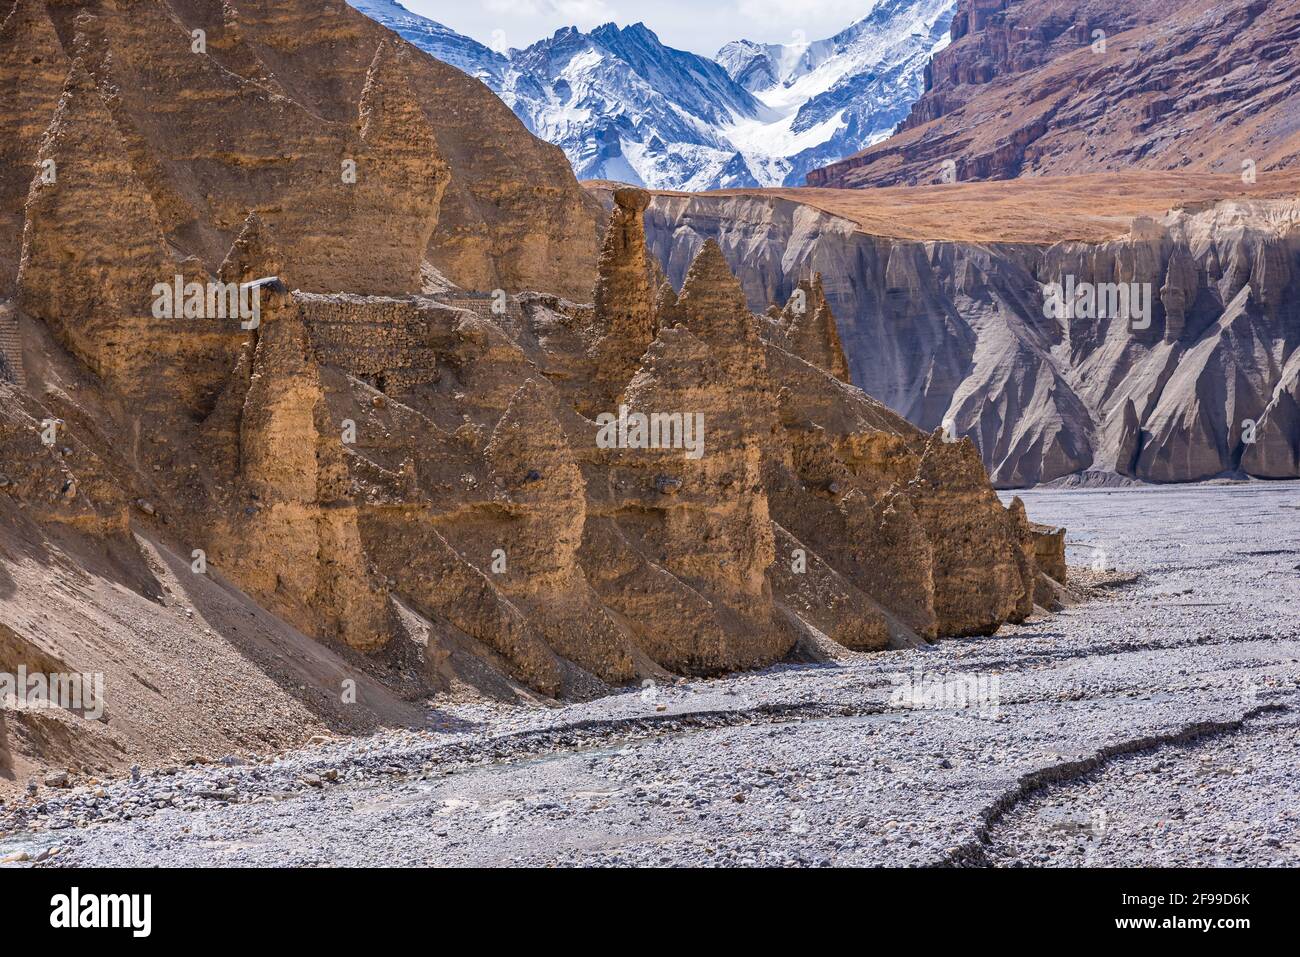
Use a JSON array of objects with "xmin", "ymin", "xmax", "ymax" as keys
[
  {"xmin": 808, "ymin": 0, "xmax": 1300, "ymax": 189},
  {"xmin": 0, "ymin": 502, "xmax": 426, "ymax": 799}
]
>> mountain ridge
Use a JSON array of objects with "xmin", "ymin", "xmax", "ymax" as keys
[
  {"xmin": 807, "ymin": 0, "xmax": 1300, "ymax": 188},
  {"xmin": 347, "ymin": 0, "xmax": 956, "ymax": 189}
]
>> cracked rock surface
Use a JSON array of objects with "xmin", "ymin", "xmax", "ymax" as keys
[{"xmin": 3, "ymin": 482, "xmax": 1296, "ymax": 868}]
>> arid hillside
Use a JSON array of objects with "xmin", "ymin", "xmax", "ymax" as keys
[
  {"xmin": 807, "ymin": 0, "xmax": 1300, "ymax": 189},
  {"xmin": 737, "ymin": 171, "xmax": 1300, "ymax": 244},
  {"xmin": 0, "ymin": 0, "xmax": 1063, "ymax": 794},
  {"xmin": 0, "ymin": 0, "xmax": 601, "ymax": 303}
]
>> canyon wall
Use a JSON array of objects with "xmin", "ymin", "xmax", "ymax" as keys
[
  {"xmin": 3, "ymin": 180, "xmax": 1061, "ymax": 705},
  {"xmin": 2, "ymin": 0, "xmax": 1066, "ymax": 748},
  {"xmin": 0, "ymin": 0, "xmax": 1066, "ymax": 786},
  {"xmin": 625, "ymin": 189, "xmax": 1300, "ymax": 486}
]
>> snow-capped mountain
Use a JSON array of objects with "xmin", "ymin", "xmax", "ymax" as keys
[
  {"xmin": 500, "ymin": 23, "xmax": 772, "ymax": 190},
  {"xmin": 716, "ymin": 0, "xmax": 956, "ymax": 186},
  {"xmin": 348, "ymin": 0, "xmax": 956, "ymax": 190}
]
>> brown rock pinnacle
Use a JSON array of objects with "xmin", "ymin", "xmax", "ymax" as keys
[
  {"xmin": 214, "ymin": 283, "xmax": 391, "ymax": 652},
  {"xmin": 593, "ymin": 187, "xmax": 655, "ymax": 337},
  {"xmin": 486, "ymin": 378, "xmax": 590, "ymax": 595},
  {"xmin": 678, "ymin": 239, "xmax": 755, "ymax": 343},
  {"xmin": 486, "ymin": 378, "xmax": 638, "ymax": 682},
  {"xmin": 907, "ymin": 431, "xmax": 1026, "ymax": 637},
  {"xmin": 653, "ymin": 278, "xmax": 684, "ymax": 330},
  {"xmin": 614, "ymin": 324, "xmax": 792, "ymax": 671},
  {"xmin": 778, "ymin": 273, "xmax": 851, "ymax": 383},
  {"xmin": 674, "ymin": 239, "xmax": 781, "ymax": 450},
  {"xmin": 352, "ymin": 39, "xmax": 450, "ymax": 295},
  {"xmin": 1005, "ymin": 496, "xmax": 1036, "ymax": 624},
  {"xmin": 587, "ymin": 186, "xmax": 657, "ymax": 411}
]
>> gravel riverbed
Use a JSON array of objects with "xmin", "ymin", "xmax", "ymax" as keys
[{"xmin": 3, "ymin": 482, "xmax": 1297, "ymax": 867}]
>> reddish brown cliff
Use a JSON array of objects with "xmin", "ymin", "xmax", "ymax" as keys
[{"xmin": 809, "ymin": 0, "xmax": 1300, "ymax": 188}]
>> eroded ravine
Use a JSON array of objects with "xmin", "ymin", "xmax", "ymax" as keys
[
  {"xmin": 973, "ymin": 708, "xmax": 1300, "ymax": 867},
  {"xmin": 939, "ymin": 703, "xmax": 1294, "ymax": 867}
]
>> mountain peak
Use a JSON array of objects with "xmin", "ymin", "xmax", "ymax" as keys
[{"xmin": 349, "ymin": 0, "xmax": 957, "ymax": 190}]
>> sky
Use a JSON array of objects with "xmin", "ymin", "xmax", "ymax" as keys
[{"xmin": 401, "ymin": 0, "xmax": 883, "ymax": 57}]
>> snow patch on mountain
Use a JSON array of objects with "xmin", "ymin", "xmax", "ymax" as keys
[
  {"xmin": 717, "ymin": 0, "xmax": 956, "ymax": 186},
  {"xmin": 498, "ymin": 22, "xmax": 771, "ymax": 189},
  {"xmin": 348, "ymin": 0, "xmax": 508, "ymax": 87}
]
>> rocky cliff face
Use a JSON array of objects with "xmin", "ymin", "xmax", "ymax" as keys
[
  {"xmin": 1, "ymin": 0, "xmax": 599, "ymax": 304},
  {"xmin": 3, "ymin": 157, "xmax": 1058, "ymax": 717},
  {"xmin": 622, "ymin": 187, "xmax": 1300, "ymax": 486},
  {"xmin": 0, "ymin": 0, "xmax": 1064, "ymax": 787},
  {"xmin": 0, "ymin": 0, "xmax": 66, "ymax": 298},
  {"xmin": 808, "ymin": 0, "xmax": 1300, "ymax": 189}
]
